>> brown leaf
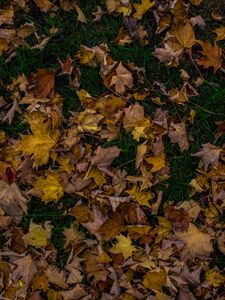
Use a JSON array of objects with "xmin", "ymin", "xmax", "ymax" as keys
[
  {"xmin": 110, "ymin": 62, "xmax": 133, "ymax": 94},
  {"xmin": 2, "ymin": 100, "xmax": 22, "ymax": 124},
  {"xmin": 165, "ymin": 204, "xmax": 190, "ymax": 232},
  {"xmin": 29, "ymin": 69, "xmax": 56, "ymax": 99},
  {"xmin": 91, "ymin": 145, "xmax": 121, "ymax": 168},
  {"xmin": 192, "ymin": 143, "xmax": 222, "ymax": 170},
  {"xmin": 0, "ymin": 181, "xmax": 27, "ymax": 223},
  {"xmin": 196, "ymin": 41, "xmax": 223, "ymax": 73},
  {"xmin": 168, "ymin": 122, "xmax": 189, "ymax": 152}
]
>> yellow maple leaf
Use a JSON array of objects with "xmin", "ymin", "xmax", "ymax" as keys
[
  {"xmin": 145, "ymin": 154, "xmax": 166, "ymax": 172},
  {"xmin": 143, "ymin": 268, "xmax": 167, "ymax": 291},
  {"xmin": 84, "ymin": 166, "xmax": 106, "ymax": 187},
  {"xmin": 77, "ymin": 109, "xmax": 104, "ymax": 133},
  {"xmin": 23, "ymin": 221, "xmax": 53, "ymax": 248},
  {"xmin": 128, "ymin": 184, "xmax": 153, "ymax": 207},
  {"xmin": 14, "ymin": 112, "xmax": 60, "ymax": 167},
  {"xmin": 33, "ymin": 171, "xmax": 64, "ymax": 203},
  {"xmin": 133, "ymin": 0, "xmax": 155, "ymax": 20},
  {"xmin": 109, "ymin": 234, "xmax": 137, "ymax": 260},
  {"xmin": 205, "ymin": 269, "xmax": 225, "ymax": 287},
  {"xmin": 154, "ymin": 217, "xmax": 172, "ymax": 244}
]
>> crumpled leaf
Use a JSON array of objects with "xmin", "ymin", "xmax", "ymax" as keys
[
  {"xmin": 133, "ymin": 0, "xmax": 155, "ymax": 20},
  {"xmin": 33, "ymin": 171, "xmax": 64, "ymax": 203},
  {"xmin": 176, "ymin": 223, "xmax": 213, "ymax": 259},
  {"xmin": 109, "ymin": 234, "xmax": 137, "ymax": 260},
  {"xmin": 168, "ymin": 122, "xmax": 189, "ymax": 152},
  {"xmin": 91, "ymin": 145, "xmax": 121, "ymax": 168},
  {"xmin": 192, "ymin": 143, "xmax": 222, "ymax": 171},
  {"xmin": 110, "ymin": 62, "xmax": 133, "ymax": 94},
  {"xmin": 23, "ymin": 221, "xmax": 53, "ymax": 248},
  {"xmin": 74, "ymin": 4, "xmax": 87, "ymax": 23},
  {"xmin": 0, "ymin": 180, "xmax": 27, "ymax": 223}
]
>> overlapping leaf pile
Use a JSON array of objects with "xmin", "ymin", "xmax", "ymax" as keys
[{"xmin": 0, "ymin": 0, "xmax": 225, "ymax": 299}]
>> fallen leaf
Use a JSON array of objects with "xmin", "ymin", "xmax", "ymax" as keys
[
  {"xmin": 196, "ymin": 41, "xmax": 223, "ymax": 73},
  {"xmin": 23, "ymin": 221, "xmax": 53, "ymax": 248},
  {"xmin": 192, "ymin": 143, "xmax": 222, "ymax": 170},
  {"xmin": 133, "ymin": 0, "xmax": 155, "ymax": 20},
  {"xmin": 176, "ymin": 223, "xmax": 213, "ymax": 259},
  {"xmin": 2, "ymin": 100, "xmax": 22, "ymax": 124},
  {"xmin": 142, "ymin": 268, "xmax": 167, "ymax": 291},
  {"xmin": 205, "ymin": 269, "xmax": 225, "ymax": 287},
  {"xmin": 14, "ymin": 112, "xmax": 60, "ymax": 167},
  {"xmin": 91, "ymin": 145, "xmax": 121, "ymax": 168},
  {"xmin": 109, "ymin": 234, "xmax": 137, "ymax": 260},
  {"xmin": 168, "ymin": 122, "xmax": 189, "ymax": 152},
  {"xmin": 214, "ymin": 26, "xmax": 225, "ymax": 41},
  {"xmin": 74, "ymin": 4, "xmax": 87, "ymax": 23},
  {"xmin": 29, "ymin": 69, "xmax": 56, "ymax": 99},
  {"xmin": 145, "ymin": 154, "xmax": 166, "ymax": 172},
  {"xmin": 33, "ymin": 171, "xmax": 64, "ymax": 203},
  {"xmin": 110, "ymin": 62, "xmax": 133, "ymax": 94},
  {"xmin": 0, "ymin": 180, "xmax": 27, "ymax": 223}
]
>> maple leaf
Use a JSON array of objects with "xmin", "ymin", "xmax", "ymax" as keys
[
  {"xmin": 127, "ymin": 184, "xmax": 153, "ymax": 207},
  {"xmin": 176, "ymin": 223, "xmax": 213, "ymax": 259},
  {"xmin": 23, "ymin": 221, "xmax": 53, "ymax": 248},
  {"xmin": 192, "ymin": 143, "xmax": 222, "ymax": 171},
  {"xmin": 133, "ymin": 0, "xmax": 155, "ymax": 20},
  {"xmin": 91, "ymin": 145, "xmax": 121, "ymax": 168},
  {"xmin": 33, "ymin": 171, "xmax": 64, "ymax": 203},
  {"xmin": 168, "ymin": 122, "xmax": 189, "ymax": 152},
  {"xmin": 205, "ymin": 269, "xmax": 225, "ymax": 287},
  {"xmin": 0, "ymin": 6, "xmax": 14, "ymax": 25},
  {"xmin": 142, "ymin": 268, "xmax": 167, "ymax": 291},
  {"xmin": 145, "ymin": 154, "xmax": 166, "ymax": 172},
  {"xmin": 34, "ymin": 0, "xmax": 57, "ymax": 12},
  {"xmin": 14, "ymin": 112, "xmax": 60, "ymax": 167},
  {"xmin": 110, "ymin": 62, "xmax": 133, "ymax": 94},
  {"xmin": 170, "ymin": 22, "xmax": 196, "ymax": 51},
  {"xmin": 2, "ymin": 100, "xmax": 22, "ymax": 124},
  {"xmin": 196, "ymin": 41, "xmax": 223, "ymax": 73},
  {"xmin": 215, "ymin": 26, "xmax": 225, "ymax": 41},
  {"xmin": 0, "ymin": 180, "xmax": 27, "ymax": 223},
  {"xmin": 29, "ymin": 69, "xmax": 56, "ymax": 99},
  {"xmin": 109, "ymin": 234, "xmax": 137, "ymax": 260},
  {"xmin": 82, "ymin": 206, "xmax": 107, "ymax": 240},
  {"xmin": 165, "ymin": 204, "xmax": 190, "ymax": 232},
  {"xmin": 77, "ymin": 109, "xmax": 104, "ymax": 133}
]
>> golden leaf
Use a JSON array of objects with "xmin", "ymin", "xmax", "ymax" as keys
[
  {"xmin": 145, "ymin": 154, "xmax": 166, "ymax": 172},
  {"xmin": 109, "ymin": 234, "xmax": 137, "ymax": 260},
  {"xmin": 33, "ymin": 171, "xmax": 64, "ymax": 203},
  {"xmin": 205, "ymin": 269, "xmax": 225, "ymax": 287},
  {"xmin": 143, "ymin": 268, "xmax": 167, "ymax": 291},
  {"xmin": 84, "ymin": 166, "xmax": 106, "ymax": 187},
  {"xmin": 23, "ymin": 221, "xmax": 53, "ymax": 248},
  {"xmin": 14, "ymin": 112, "xmax": 60, "ymax": 167},
  {"xmin": 133, "ymin": 0, "xmax": 155, "ymax": 20},
  {"xmin": 128, "ymin": 184, "xmax": 153, "ymax": 207}
]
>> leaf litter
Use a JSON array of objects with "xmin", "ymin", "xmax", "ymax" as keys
[{"xmin": 0, "ymin": 0, "xmax": 225, "ymax": 299}]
